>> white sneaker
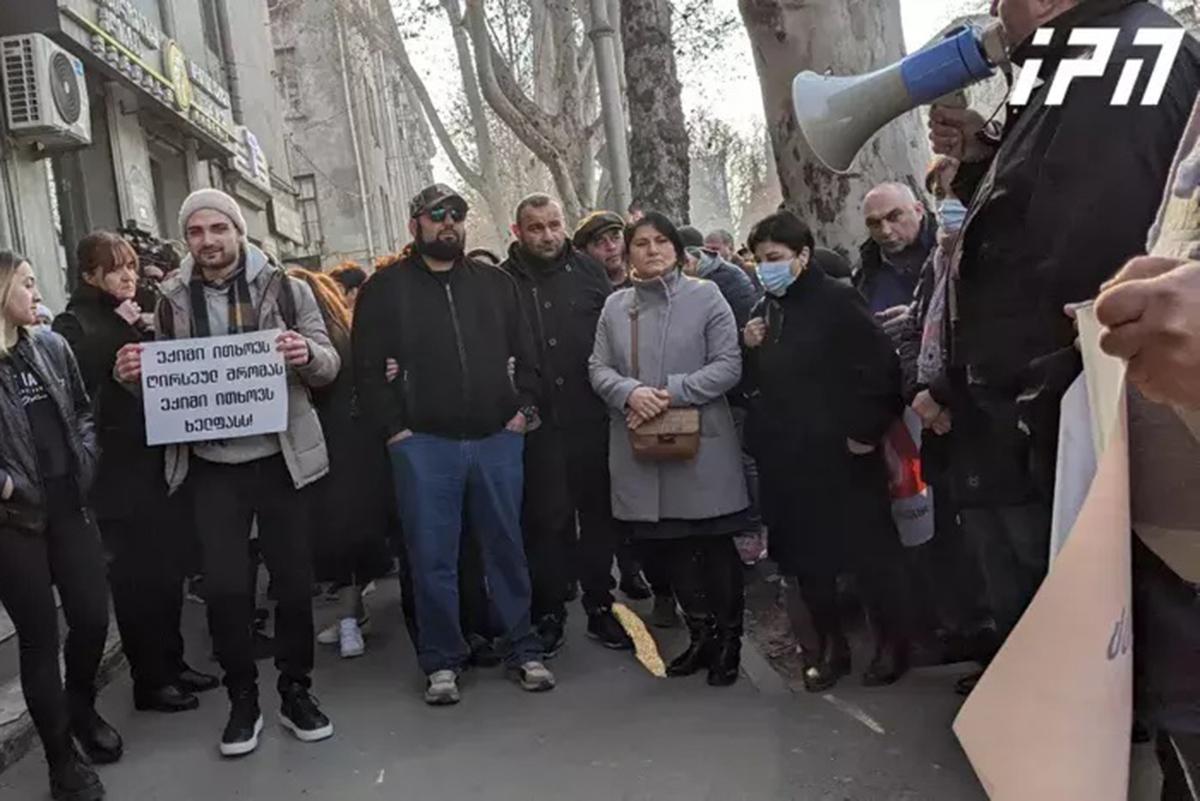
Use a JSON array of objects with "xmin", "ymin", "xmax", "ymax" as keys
[
  {"xmin": 512, "ymin": 661, "xmax": 556, "ymax": 693},
  {"xmin": 424, "ymin": 670, "xmax": 460, "ymax": 706},
  {"xmin": 317, "ymin": 614, "xmax": 370, "ymax": 645},
  {"xmin": 339, "ymin": 618, "xmax": 365, "ymax": 659}
]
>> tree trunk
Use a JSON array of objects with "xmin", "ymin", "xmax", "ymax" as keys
[
  {"xmin": 621, "ymin": 0, "xmax": 690, "ymax": 222},
  {"xmin": 737, "ymin": 0, "xmax": 928, "ymax": 257},
  {"xmin": 464, "ymin": 0, "xmax": 590, "ymax": 223}
]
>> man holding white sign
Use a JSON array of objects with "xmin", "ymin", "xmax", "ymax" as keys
[{"xmin": 115, "ymin": 189, "xmax": 340, "ymax": 758}]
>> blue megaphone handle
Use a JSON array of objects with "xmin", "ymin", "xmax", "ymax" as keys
[{"xmin": 900, "ymin": 27, "xmax": 996, "ymax": 106}]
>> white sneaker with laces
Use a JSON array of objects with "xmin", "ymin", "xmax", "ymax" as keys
[
  {"xmin": 339, "ymin": 618, "xmax": 365, "ymax": 659},
  {"xmin": 424, "ymin": 670, "xmax": 460, "ymax": 706},
  {"xmin": 513, "ymin": 661, "xmax": 556, "ymax": 692},
  {"xmin": 318, "ymin": 614, "xmax": 370, "ymax": 645}
]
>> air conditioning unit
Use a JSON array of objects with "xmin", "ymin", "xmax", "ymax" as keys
[{"xmin": 1, "ymin": 34, "xmax": 92, "ymax": 149}]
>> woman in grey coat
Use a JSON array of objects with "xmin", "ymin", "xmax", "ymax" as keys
[{"xmin": 589, "ymin": 212, "xmax": 749, "ymax": 687}]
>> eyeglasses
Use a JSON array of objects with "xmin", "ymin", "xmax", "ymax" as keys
[{"xmin": 427, "ymin": 206, "xmax": 466, "ymax": 223}]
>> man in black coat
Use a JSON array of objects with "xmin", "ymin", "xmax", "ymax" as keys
[
  {"xmin": 501, "ymin": 194, "xmax": 634, "ymax": 653},
  {"xmin": 353, "ymin": 184, "xmax": 553, "ymax": 704},
  {"xmin": 926, "ymin": 0, "xmax": 1200, "ymax": 658}
]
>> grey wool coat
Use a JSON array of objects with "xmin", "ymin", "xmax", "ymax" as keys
[{"xmin": 589, "ymin": 267, "xmax": 748, "ymax": 524}]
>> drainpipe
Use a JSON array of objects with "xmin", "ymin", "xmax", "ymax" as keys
[
  {"xmin": 212, "ymin": 0, "xmax": 243, "ymax": 123},
  {"xmin": 334, "ymin": 7, "xmax": 376, "ymax": 261}
]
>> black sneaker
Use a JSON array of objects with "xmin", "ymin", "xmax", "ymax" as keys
[
  {"xmin": 537, "ymin": 614, "xmax": 566, "ymax": 660},
  {"xmin": 219, "ymin": 693, "xmax": 263, "ymax": 758},
  {"xmin": 280, "ymin": 685, "xmax": 333, "ymax": 743},
  {"xmin": 48, "ymin": 745, "xmax": 104, "ymax": 801},
  {"xmin": 586, "ymin": 609, "xmax": 633, "ymax": 650}
]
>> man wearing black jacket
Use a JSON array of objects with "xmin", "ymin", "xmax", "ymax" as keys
[
  {"xmin": 926, "ymin": 0, "xmax": 1200, "ymax": 663},
  {"xmin": 501, "ymin": 194, "xmax": 633, "ymax": 652},
  {"xmin": 353, "ymin": 184, "xmax": 554, "ymax": 705}
]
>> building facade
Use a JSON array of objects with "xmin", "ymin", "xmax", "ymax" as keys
[
  {"xmin": 268, "ymin": 0, "xmax": 434, "ymax": 268},
  {"xmin": 0, "ymin": 0, "xmax": 308, "ymax": 312}
]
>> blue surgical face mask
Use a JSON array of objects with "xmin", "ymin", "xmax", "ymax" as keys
[
  {"xmin": 936, "ymin": 199, "xmax": 967, "ymax": 233},
  {"xmin": 758, "ymin": 259, "xmax": 797, "ymax": 297}
]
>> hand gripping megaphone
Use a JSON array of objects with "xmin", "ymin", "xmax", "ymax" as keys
[{"xmin": 793, "ymin": 23, "xmax": 1009, "ymax": 174}]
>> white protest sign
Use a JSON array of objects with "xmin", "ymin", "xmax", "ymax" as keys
[{"xmin": 140, "ymin": 330, "xmax": 289, "ymax": 446}]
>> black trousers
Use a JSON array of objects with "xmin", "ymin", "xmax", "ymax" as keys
[
  {"xmin": 903, "ymin": 479, "xmax": 993, "ymax": 641},
  {"xmin": 523, "ymin": 426, "xmax": 623, "ymax": 617},
  {"xmin": 0, "ymin": 479, "xmax": 109, "ymax": 761},
  {"xmin": 191, "ymin": 455, "xmax": 314, "ymax": 696},
  {"xmin": 101, "ymin": 515, "xmax": 186, "ymax": 692},
  {"xmin": 960, "ymin": 502, "xmax": 1051, "ymax": 645},
  {"xmin": 648, "ymin": 536, "xmax": 743, "ymax": 634}
]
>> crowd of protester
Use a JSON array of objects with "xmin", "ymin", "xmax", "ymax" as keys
[{"xmin": 2, "ymin": 0, "xmax": 1200, "ymax": 799}]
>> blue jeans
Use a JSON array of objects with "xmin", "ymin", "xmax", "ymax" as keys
[{"xmin": 388, "ymin": 430, "xmax": 540, "ymax": 674}]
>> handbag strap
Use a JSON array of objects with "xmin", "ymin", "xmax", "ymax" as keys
[{"xmin": 630, "ymin": 298, "xmax": 640, "ymax": 382}]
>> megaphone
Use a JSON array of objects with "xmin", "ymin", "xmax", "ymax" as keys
[{"xmin": 793, "ymin": 23, "xmax": 1009, "ymax": 174}]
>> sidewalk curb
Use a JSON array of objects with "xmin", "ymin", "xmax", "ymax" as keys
[{"xmin": 0, "ymin": 628, "xmax": 125, "ymax": 774}]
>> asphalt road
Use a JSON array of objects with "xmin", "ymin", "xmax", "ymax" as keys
[{"xmin": 0, "ymin": 581, "xmax": 989, "ymax": 801}]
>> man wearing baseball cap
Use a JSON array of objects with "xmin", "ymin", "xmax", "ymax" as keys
[
  {"xmin": 115, "ymin": 187, "xmax": 340, "ymax": 757},
  {"xmin": 574, "ymin": 211, "xmax": 628, "ymax": 288},
  {"xmin": 353, "ymin": 183, "xmax": 553, "ymax": 705}
]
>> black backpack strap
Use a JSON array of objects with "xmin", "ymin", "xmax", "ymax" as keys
[{"xmin": 274, "ymin": 268, "xmax": 298, "ymax": 330}]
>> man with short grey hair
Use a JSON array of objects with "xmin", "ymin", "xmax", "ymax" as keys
[{"xmin": 856, "ymin": 182, "xmax": 935, "ymax": 320}]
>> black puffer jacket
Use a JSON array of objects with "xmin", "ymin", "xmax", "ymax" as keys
[
  {"xmin": 0, "ymin": 329, "xmax": 97, "ymax": 533},
  {"xmin": 500, "ymin": 242, "xmax": 611, "ymax": 429},
  {"xmin": 353, "ymin": 252, "xmax": 540, "ymax": 440},
  {"xmin": 53, "ymin": 283, "xmax": 163, "ymax": 520}
]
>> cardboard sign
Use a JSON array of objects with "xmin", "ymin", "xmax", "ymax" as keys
[
  {"xmin": 954, "ymin": 307, "xmax": 1131, "ymax": 801},
  {"xmin": 140, "ymin": 330, "xmax": 288, "ymax": 446}
]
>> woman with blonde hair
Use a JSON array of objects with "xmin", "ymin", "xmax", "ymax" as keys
[
  {"xmin": 0, "ymin": 251, "xmax": 116, "ymax": 800},
  {"xmin": 288, "ymin": 267, "xmax": 391, "ymax": 658}
]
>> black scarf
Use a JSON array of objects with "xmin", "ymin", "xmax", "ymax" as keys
[{"xmin": 189, "ymin": 253, "xmax": 258, "ymax": 337}]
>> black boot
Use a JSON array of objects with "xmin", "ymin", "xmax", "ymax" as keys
[
  {"xmin": 666, "ymin": 618, "xmax": 716, "ymax": 677},
  {"xmin": 801, "ymin": 634, "xmax": 851, "ymax": 693},
  {"xmin": 863, "ymin": 639, "xmax": 910, "ymax": 687},
  {"xmin": 176, "ymin": 664, "xmax": 220, "ymax": 694},
  {"xmin": 48, "ymin": 744, "xmax": 104, "ymax": 801},
  {"xmin": 706, "ymin": 632, "xmax": 741, "ymax": 687},
  {"xmin": 69, "ymin": 698, "xmax": 122, "ymax": 765},
  {"xmin": 134, "ymin": 684, "xmax": 199, "ymax": 713}
]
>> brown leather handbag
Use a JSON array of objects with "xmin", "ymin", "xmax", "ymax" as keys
[{"xmin": 627, "ymin": 300, "xmax": 700, "ymax": 462}]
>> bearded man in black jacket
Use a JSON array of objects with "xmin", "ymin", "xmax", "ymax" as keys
[{"xmin": 353, "ymin": 184, "xmax": 555, "ymax": 705}]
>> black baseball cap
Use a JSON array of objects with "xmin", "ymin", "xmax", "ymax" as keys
[{"xmin": 409, "ymin": 183, "xmax": 469, "ymax": 219}]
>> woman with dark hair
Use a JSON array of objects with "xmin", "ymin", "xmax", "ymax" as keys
[
  {"xmin": 742, "ymin": 211, "xmax": 909, "ymax": 692},
  {"xmin": 54, "ymin": 232, "xmax": 217, "ymax": 717},
  {"xmin": 589, "ymin": 212, "xmax": 749, "ymax": 687},
  {"xmin": 329, "ymin": 263, "xmax": 368, "ymax": 309},
  {"xmin": 0, "ymin": 251, "xmax": 115, "ymax": 800},
  {"xmin": 288, "ymin": 268, "xmax": 392, "ymax": 659}
]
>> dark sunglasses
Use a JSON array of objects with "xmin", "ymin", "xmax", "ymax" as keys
[{"xmin": 427, "ymin": 206, "xmax": 467, "ymax": 223}]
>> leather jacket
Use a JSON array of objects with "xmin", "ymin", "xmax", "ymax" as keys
[{"xmin": 0, "ymin": 328, "xmax": 98, "ymax": 533}]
